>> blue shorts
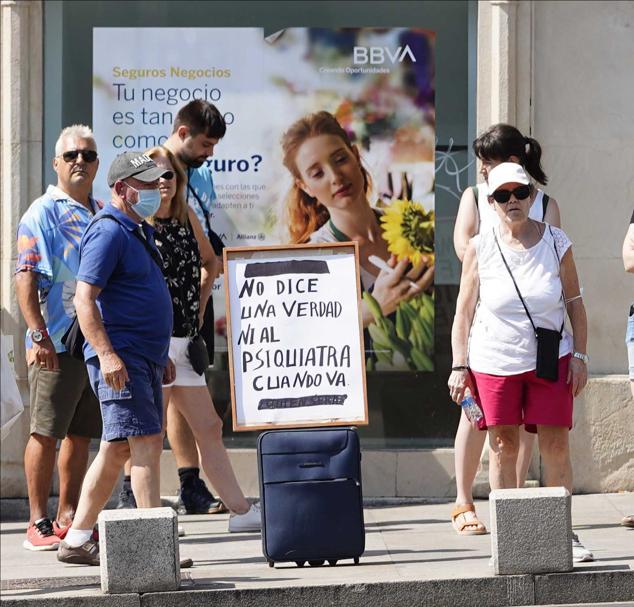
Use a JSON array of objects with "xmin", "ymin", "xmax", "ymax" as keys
[
  {"xmin": 625, "ymin": 304, "xmax": 634, "ymax": 381},
  {"xmin": 86, "ymin": 353, "xmax": 164, "ymax": 442}
]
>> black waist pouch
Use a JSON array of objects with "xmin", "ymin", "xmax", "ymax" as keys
[
  {"xmin": 187, "ymin": 334, "xmax": 210, "ymax": 375},
  {"xmin": 535, "ymin": 327, "xmax": 562, "ymax": 381},
  {"xmin": 61, "ymin": 315, "xmax": 85, "ymax": 360}
]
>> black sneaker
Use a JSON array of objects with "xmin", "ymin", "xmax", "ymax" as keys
[
  {"xmin": 179, "ymin": 478, "xmax": 227, "ymax": 514},
  {"xmin": 57, "ymin": 539, "xmax": 100, "ymax": 566},
  {"xmin": 116, "ymin": 487, "xmax": 137, "ymax": 509}
]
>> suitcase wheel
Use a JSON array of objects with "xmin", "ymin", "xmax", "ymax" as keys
[
  {"xmin": 354, "ymin": 557, "xmax": 360, "ymax": 565},
  {"xmin": 268, "ymin": 560, "xmax": 274, "ymax": 568},
  {"xmin": 308, "ymin": 560, "xmax": 325, "ymax": 567},
  {"xmin": 296, "ymin": 561, "xmax": 306, "ymax": 567},
  {"xmin": 328, "ymin": 560, "xmax": 338, "ymax": 566}
]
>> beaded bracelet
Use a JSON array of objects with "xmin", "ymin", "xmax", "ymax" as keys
[{"xmin": 451, "ymin": 365, "xmax": 469, "ymax": 371}]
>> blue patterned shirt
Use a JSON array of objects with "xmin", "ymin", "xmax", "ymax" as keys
[{"xmin": 15, "ymin": 185, "xmax": 100, "ymax": 352}]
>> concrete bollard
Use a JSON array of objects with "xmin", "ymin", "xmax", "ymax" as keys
[
  {"xmin": 98, "ymin": 507, "xmax": 180, "ymax": 594},
  {"xmin": 490, "ymin": 487, "xmax": 573, "ymax": 575}
]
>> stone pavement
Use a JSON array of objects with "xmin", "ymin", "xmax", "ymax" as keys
[{"xmin": 1, "ymin": 493, "xmax": 633, "ymax": 606}]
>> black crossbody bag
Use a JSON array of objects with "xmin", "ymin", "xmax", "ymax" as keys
[
  {"xmin": 493, "ymin": 225, "xmax": 564, "ymax": 381},
  {"xmin": 62, "ymin": 214, "xmax": 164, "ymax": 360}
]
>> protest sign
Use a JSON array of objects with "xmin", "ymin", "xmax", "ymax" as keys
[{"xmin": 225, "ymin": 243, "xmax": 368, "ymax": 430}]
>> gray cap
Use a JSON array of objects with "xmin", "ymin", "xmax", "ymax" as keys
[{"xmin": 107, "ymin": 151, "xmax": 167, "ymax": 187}]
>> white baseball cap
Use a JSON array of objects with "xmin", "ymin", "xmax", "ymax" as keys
[{"xmin": 487, "ymin": 162, "xmax": 530, "ymax": 195}]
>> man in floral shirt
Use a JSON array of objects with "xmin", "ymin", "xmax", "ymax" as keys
[{"xmin": 15, "ymin": 125, "xmax": 102, "ymax": 551}]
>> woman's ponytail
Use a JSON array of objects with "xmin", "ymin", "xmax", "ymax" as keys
[{"xmin": 523, "ymin": 136, "xmax": 548, "ymax": 185}]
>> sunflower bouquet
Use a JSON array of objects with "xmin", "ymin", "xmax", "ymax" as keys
[{"xmin": 363, "ymin": 199, "xmax": 435, "ymax": 372}]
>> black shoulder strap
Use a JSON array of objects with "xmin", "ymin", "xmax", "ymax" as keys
[
  {"xmin": 493, "ymin": 226, "xmax": 564, "ymax": 336},
  {"xmin": 472, "ymin": 186, "xmax": 480, "ymax": 220},
  {"xmin": 88, "ymin": 213, "xmax": 162, "ymax": 269},
  {"xmin": 186, "ymin": 170, "xmax": 225, "ymax": 255},
  {"xmin": 542, "ymin": 193, "xmax": 550, "ymax": 221},
  {"xmin": 492, "ymin": 228, "xmax": 537, "ymax": 335}
]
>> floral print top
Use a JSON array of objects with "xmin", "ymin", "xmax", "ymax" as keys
[{"xmin": 153, "ymin": 217, "xmax": 201, "ymax": 338}]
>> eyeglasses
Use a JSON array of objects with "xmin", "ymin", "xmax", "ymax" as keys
[
  {"xmin": 491, "ymin": 184, "xmax": 531, "ymax": 203},
  {"xmin": 160, "ymin": 171, "xmax": 175, "ymax": 181},
  {"xmin": 60, "ymin": 149, "xmax": 98, "ymax": 163}
]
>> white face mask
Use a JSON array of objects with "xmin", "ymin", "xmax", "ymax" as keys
[{"xmin": 126, "ymin": 184, "xmax": 161, "ymax": 218}]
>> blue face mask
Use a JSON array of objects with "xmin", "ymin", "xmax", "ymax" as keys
[{"xmin": 126, "ymin": 184, "xmax": 161, "ymax": 218}]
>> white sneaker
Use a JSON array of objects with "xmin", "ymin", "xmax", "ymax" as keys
[
  {"xmin": 178, "ymin": 524, "xmax": 185, "ymax": 537},
  {"xmin": 572, "ymin": 532, "xmax": 594, "ymax": 562},
  {"xmin": 228, "ymin": 503, "xmax": 261, "ymax": 533}
]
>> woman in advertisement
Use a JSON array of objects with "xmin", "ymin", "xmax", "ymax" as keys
[
  {"xmin": 135, "ymin": 146, "xmax": 260, "ymax": 532},
  {"xmin": 448, "ymin": 162, "xmax": 593, "ymax": 562},
  {"xmin": 282, "ymin": 111, "xmax": 434, "ymax": 330},
  {"xmin": 450, "ymin": 124, "xmax": 562, "ymax": 537}
]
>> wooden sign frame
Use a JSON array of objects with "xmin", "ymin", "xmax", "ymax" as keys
[{"xmin": 223, "ymin": 242, "xmax": 369, "ymax": 431}]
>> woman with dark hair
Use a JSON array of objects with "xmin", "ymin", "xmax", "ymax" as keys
[
  {"xmin": 449, "ymin": 124, "xmax": 562, "ymax": 538},
  {"xmin": 283, "ymin": 111, "xmax": 434, "ymax": 326},
  {"xmin": 449, "ymin": 162, "xmax": 592, "ymax": 562}
]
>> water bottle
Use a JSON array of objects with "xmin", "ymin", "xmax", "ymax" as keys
[{"xmin": 460, "ymin": 392, "xmax": 483, "ymax": 423}]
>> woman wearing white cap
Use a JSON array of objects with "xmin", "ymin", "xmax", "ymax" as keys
[
  {"xmin": 448, "ymin": 162, "xmax": 592, "ymax": 561},
  {"xmin": 450, "ymin": 125, "xmax": 560, "ymax": 539}
]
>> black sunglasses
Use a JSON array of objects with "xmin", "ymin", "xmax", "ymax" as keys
[
  {"xmin": 61, "ymin": 149, "xmax": 98, "ymax": 163},
  {"xmin": 491, "ymin": 184, "xmax": 531, "ymax": 203},
  {"xmin": 160, "ymin": 171, "xmax": 175, "ymax": 181}
]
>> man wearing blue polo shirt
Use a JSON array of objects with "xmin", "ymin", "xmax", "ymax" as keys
[{"xmin": 57, "ymin": 152, "xmax": 174, "ymax": 565}]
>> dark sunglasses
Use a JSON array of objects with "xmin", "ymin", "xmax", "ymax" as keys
[
  {"xmin": 491, "ymin": 184, "xmax": 531, "ymax": 203},
  {"xmin": 61, "ymin": 149, "xmax": 98, "ymax": 163},
  {"xmin": 160, "ymin": 171, "xmax": 175, "ymax": 181}
]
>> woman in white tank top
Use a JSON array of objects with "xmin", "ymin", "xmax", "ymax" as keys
[
  {"xmin": 449, "ymin": 162, "xmax": 591, "ymax": 559},
  {"xmin": 449, "ymin": 124, "xmax": 561, "ymax": 538}
]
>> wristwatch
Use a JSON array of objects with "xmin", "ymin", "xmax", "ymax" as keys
[
  {"xmin": 572, "ymin": 351, "xmax": 589, "ymax": 364},
  {"xmin": 30, "ymin": 328, "xmax": 49, "ymax": 343}
]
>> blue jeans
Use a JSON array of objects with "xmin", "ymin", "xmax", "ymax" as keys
[{"xmin": 86, "ymin": 352, "xmax": 164, "ymax": 442}]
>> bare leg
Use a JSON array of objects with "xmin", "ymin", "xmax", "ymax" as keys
[
  {"xmin": 488, "ymin": 425, "xmax": 520, "ymax": 490},
  {"xmin": 70, "ymin": 440, "xmax": 130, "ymax": 530},
  {"xmin": 24, "ymin": 434, "xmax": 57, "ymax": 525},
  {"xmin": 166, "ymin": 405, "xmax": 200, "ymax": 468},
  {"xmin": 128, "ymin": 434, "xmax": 164, "ymax": 508},
  {"xmin": 516, "ymin": 427, "xmax": 537, "ymax": 487},
  {"xmin": 536, "ymin": 425, "xmax": 572, "ymax": 492},
  {"xmin": 56, "ymin": 435, "xmax": 91, "ymax": 526},
  {"xmin": 452, "ymin": 410, "xmax": 487, "ymax": 532},
  {"xmin": 454, "ymin": 410, "xmax": 486, "ymax": 504},
  {"xmin": 169, "ymin": 386, "xmax": 249, "ymax": 514}
]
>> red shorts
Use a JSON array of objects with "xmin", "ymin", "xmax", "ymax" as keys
[{"xmin": 470, "ymin": 355, "xmax": 573, "ymax": 433}]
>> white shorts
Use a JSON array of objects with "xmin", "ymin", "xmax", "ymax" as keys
[{"xmin": 164, "ymin": 337, "xmax": 207, "ymax": 387}]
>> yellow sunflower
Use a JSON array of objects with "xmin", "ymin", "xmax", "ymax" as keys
[{"xmin": 380, "ymin": 199, "xmax": 435, "ymax": 266}]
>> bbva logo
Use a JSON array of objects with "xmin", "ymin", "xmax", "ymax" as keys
[{"xmin": 353, "ymin": 45, "xmax": 417, "ymax": 65}]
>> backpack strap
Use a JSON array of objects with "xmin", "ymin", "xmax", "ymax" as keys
[
  {"xmin": 542, "ymin": 193, "xmax": 550, "ymax": 221},
  {"xmin": 88, "ymin": 214, "xmax": 162, "ymax": 268}
]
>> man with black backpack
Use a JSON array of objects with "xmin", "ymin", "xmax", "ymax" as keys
[{"xmin": 57, "ymin": 152, "xmax": 175, "ymax": 565}]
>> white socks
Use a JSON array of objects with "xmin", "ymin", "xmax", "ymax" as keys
[{"xmin": 64, "ymin": 528, "xmax": 92, "ymax": 547}]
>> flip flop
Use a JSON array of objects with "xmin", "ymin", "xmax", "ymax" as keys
[
  {"xmin": 621, "ymin": 515, "xmax": 634, "ymax": 528},
  {"xmin": 451, "ymin": 504, "xmax": 487, "ymax": 535}
]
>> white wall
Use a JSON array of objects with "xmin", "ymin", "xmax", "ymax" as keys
[{"xmin": 531, "ymin": 0, "xmax": 634, "ymax": 374}]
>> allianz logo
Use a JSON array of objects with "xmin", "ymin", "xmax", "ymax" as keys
[{"xmin": 353, "ymin": 45, "xmax": 416, "ymax": 65}]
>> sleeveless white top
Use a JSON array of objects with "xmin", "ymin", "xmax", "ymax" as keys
[
  {"xmin": 477, "ymin": 186, "xmax": 546, "ymax": 231},
  {"xmin": 468, "ymin": 225, "xmax": 574, "ymax": 375}
]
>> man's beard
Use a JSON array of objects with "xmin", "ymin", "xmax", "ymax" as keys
[{"xmin": 179, "ymin": 150, "xmax": 205, "ymax": 169}]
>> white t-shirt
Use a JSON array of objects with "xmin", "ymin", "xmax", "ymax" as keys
[
  {"xmin": 468, "ymin": 224, "xmax": 574, "ymax": 375},
  {"xmin": 477, "ymin": 185, "xmax": 546, "ymax": 231}
]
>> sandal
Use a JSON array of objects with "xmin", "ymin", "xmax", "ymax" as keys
[{"xmin": 451, "ymin": 504, "xmax": 487, "ymax": 535}]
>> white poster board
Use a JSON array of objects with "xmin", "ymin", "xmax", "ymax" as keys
[{"xmin": 225, "ymin": 243, "xmax": 368, "ymax": 431}]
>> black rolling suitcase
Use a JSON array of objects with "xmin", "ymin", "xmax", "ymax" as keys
[{"xmin": 257, "ymin": 427, "xmax": 365, "ymax": 567}]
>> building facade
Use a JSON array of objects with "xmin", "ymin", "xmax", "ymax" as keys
[{"xmin": 1, "ymin": 0, "xmax": 632, "ymax": 498}]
